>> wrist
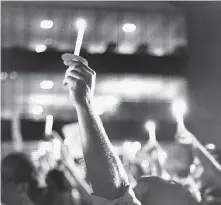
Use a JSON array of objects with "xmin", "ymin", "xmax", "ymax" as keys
[{"xmin": 75, "ymin": 98, "xmax": 92, "ymax": 110}]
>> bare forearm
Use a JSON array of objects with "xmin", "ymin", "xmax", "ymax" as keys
[
  {"xmin": 205, "ymin": 156, "xmax": 221, "ymax": 189},
  {"xmin": 197, "ymin": 150, "xmax": 221, "ymax": 188},
  {"xmin": 212, "ymin": 168, "xmax": 221, "ymax": 189},
  {"xmin": 64, "ymin": 164, "xmax": 92, "ymax": 204},
  {"xmin": 75, "ymin": 102, "xmax": 129, "ymax": 199}
]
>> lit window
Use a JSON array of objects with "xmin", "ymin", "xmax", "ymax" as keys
[
  {"xmin": 122, "ymin": 23, "xmax": 136, "ymax": 33},
  {"xmin": 32, "ymin": 106, "xmax": 43, "ymax": 115},
  {"xmin": 35, "ymin": 44, "xmax": 47, "ymax": 53},
  {"xmin": 40, "ymin": 20, "xmax": 54, "ymax": 29},
  {"xmin": 40, "ymin": 80, "xmax": 54, "ymax": 89},
  {"xmin": 117, "ymin": 43, "xmax": 135, "ymax": 54},
  {"xmin": 87, "ymin": 44, "xmax": 106, "ymax": 54}
]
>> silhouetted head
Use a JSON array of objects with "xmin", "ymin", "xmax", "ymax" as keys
[
  {"xmin": 105, "ymin": 42, "xmax": 117, "ymax": 53},
  {"xmin": 1, "ymin": 152, "xmax": 39, "ymax": 205},
  {"xmin": 46, "ymin": 169, "xmax": 72, "ymax": 192},
  {"xmin": 133, "ymin": 176, "xmax": 198, "ymax": 205}
]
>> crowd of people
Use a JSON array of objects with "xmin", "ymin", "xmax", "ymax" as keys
[{"xmin": 1, "ymin": 53, "xmax": 221, "ymax": 205}]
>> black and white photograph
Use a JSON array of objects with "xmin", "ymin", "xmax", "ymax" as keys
[{"xmin": 1, "ymin": 1, "xmax": 221, "ymax": 205}]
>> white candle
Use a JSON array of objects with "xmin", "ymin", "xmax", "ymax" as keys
[
  {"xmin": 145, "ymin": 120, "xmax": 156, "ymax": 144},
  {"xmin": 74, "ymin": 18, "xmax": 87, "ymax": 56},
  {"xmin": 45, "ymin": 115, "xmax": 53, "ymax": 136}
]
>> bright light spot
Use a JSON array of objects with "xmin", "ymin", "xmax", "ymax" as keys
[
  {"xmin": 205, "ymin": 143, "xmax": 215, "ymax": 150},
  {"xmin": 171, "ymin": 98, "xmax": 188, "ymax": 119},
  {"xmin": 132, "ymin": 141, "xmax": 141, "ymax": 152},
  {"xmin": 27, "ymin": 94, "xmax": 69, "ymax": 106},
  {"xmin": 9, "ymin": 72, "xmax": 18, "ymax": 79},
  {"xmin": 40, "ymin": 80, "xmax": 54, "ymax": 89},
  {"xmin": 145, "ymin": 120, "xmax": 156, "ymax": 143},
  {"xmin": 97, "ymin": 76, "xmax": 164, "ymax": 99},
  {"xmin": 93, "ymin": 95, "xmax": 120, "ymax": 115},
  {"xmin": 118, "ymin": 43, "xmax": 136, "ymax": 54},
  {"xmin": 64, "ymin": 137, "xmax": 71, "ymax": 146},
  {"xmin": 1, "ymin": 72, "xmax": 8, "ymax": 80},
  {"xmin": 46, "ymin": 115, "xmax": 53, "ymax": 123},
  {"xmin": 123, "ymin": 141, "xmax": 132, "ymax": 151},
  {"xmin": 122, "ymin": 23, "xmax": 136, "ymax": 33},
  {"xmin": 94, "ymin": 106, "xmax": 105, "ymax": 116},
  {"xmin": 165, "ymin": 84, "xmax": 177, "ymax": 99},
  {"xmin": 35, "ymin": 44, "xmax": 47, "ymax": 53},
  {"xmin": 32, "ymin": 105, "xmax": 43, "ymax": 115},
  {"xmin": 145, "ymin": 120, "xmax": 156, "ymax": 131},
  {"xmin": 75, "ymin": 18, "xmax": 87, "ymax": 30},
  {"xmin": 153, "ymin": 48, "xmax": 164, "ymax": 56},
  {"xmin": 87, "ymin": 44, "xmax": 106, "ymax": 54},
  {"xmin": 40, "ymin": 20, "xmax": 54, "ymax": 29},
  {"xmin": 190, "ymin": 164, "xmax": 196, "ymax": 173}
]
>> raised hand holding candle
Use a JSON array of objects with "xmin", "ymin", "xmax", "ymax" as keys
[{"xmin": 171, "ymin": 98, "xmax": 187, "ymax": 129}]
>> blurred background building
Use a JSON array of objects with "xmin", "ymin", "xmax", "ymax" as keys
[{"xmin": 1, "ymin": 1, "xmax": 221, "ymax": 171}]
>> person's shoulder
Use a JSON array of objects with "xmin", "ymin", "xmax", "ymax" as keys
[
  {"xmin": 91, "ymin": 187, "xmax": 141, "ymax": 205},
  {"xmin": 136, "ymin": 176, "xmax": 200, "ymax": 205}
]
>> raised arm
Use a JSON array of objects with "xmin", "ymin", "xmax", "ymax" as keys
[
  {"xmin": 196, "ymin": 149, "xmax": 221, "ymax": 189},
  {"xmin": 62, "ymin": 54, "xmax": 129, "ymax": 200},
  {"xmin": 52, "ymin": 131, "xmax": 92, "ymax": 204}
]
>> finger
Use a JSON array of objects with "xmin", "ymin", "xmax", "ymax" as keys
[
  {"xmin": 65, "ymin": 65, "xmax": 92, "ymax": 83},
  {"xmin": 66, "ymin": 65, "xmax": 92, "ymax": 79},
  {"xmin": 62, "ymin": 53, "xmax": 88, "ymax": 65},
  {"xmin": 65, "ymin": 70, "xmax": 91, "ymax": 89},
  {"xmin": 64, "ymin": 60, "xmax": 95, "ymax": 76},
  {"xmin": 82, "ymin": 63, "xmax": 96, "ymax": 75},
  {"xmin": 63, "ymin": 60, "xmax": 79, "ymax": 67},
  {"xmin": 63, "ymin": 75, "xmax": 88, "ymax": 89},
  {"xmin": 65, "ymin": 69, "xmax": 87, "ymax": 82},
  {"xmin": 63, "ymin": 76, "xmax": 78, "ymax": 87}
]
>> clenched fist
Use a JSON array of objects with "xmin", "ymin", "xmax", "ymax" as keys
[{"xmin": 62, "ymin": 53, "xmax": 96, "ymax": 106}]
